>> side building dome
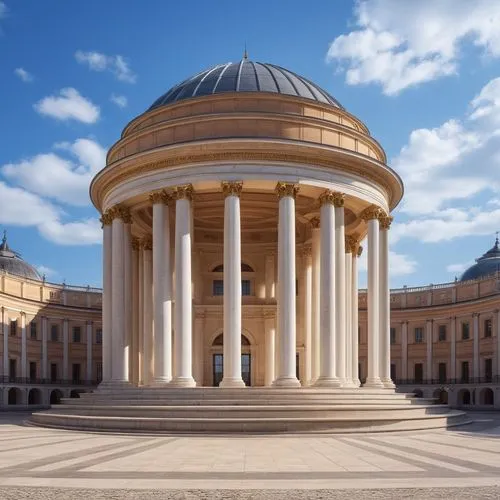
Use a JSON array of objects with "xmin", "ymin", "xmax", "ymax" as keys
[
  {"xmin": 460, "ymin": 237, "xmax": 500, "ymax": 281},
  {"xmin": 0, "ymin": 231, "xmax": 42, "ymax": 281}
]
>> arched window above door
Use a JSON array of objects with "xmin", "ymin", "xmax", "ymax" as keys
[
  {"xmin": 211, "ymin": 263, "xmax": 254, "ymax": 272},
  {"xmin": 212, "ymin": 333, "xmax": 251, "ymax": 346}
]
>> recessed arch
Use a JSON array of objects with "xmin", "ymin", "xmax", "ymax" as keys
[
  {"xmin": 8, "ymin": 387, "xmax": 22, "ymax": 405},
  {"xmin": 479, "ymin": 388, "xmax": 494, "ymax": 405},
  {"xmin": 211, "ymin": 263, "xmax": 255, "ymax": 273},
  {"xmin": 433, "ymin": 388, "xmax": 448, "ymax": 404},
  {"xmin": 50, "ymin": 389, "xmax": 63, "ymax": 405},
  {"xmin": 28, "ymin": 388, "xmax": 42, "ymax": 405},
  {"xmin": 457, "ymin": 388, "xmax": 471, "ymax": 406},
  {"xmin": 212, "ymin": 333, "xmax": 251, "ymax": 346}
]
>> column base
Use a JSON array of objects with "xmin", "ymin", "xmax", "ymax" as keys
[
  {"xmin": 313, "ymin": 376, "xmax": 342, "ymax": 388},
  {"xmin": 97, "ymin": 380, "xmax": 132, "ymax": 392},
  {"xmin": 363, "ymin": 377, "xmax": 384, "ymax": 388},
  {"xmin": 219, "ymin": 377, "xmax": 246, "ymax": 388},
  {"xmin": 381, "ymin": 378, "xmax": 396, "ymax": 389},
  {"xmin": 341, "ymin": 380, "xmax": 357, "ymax": 388},
  {"xmin": 273, "ymin": 376, "xmax": 301, "ymax": 388},
  {"xmin": 152, "ymin": 377, "xmax": 172, "ymax": 386},
  {"xmin": 351, "ymin": 378, "xmax": 361, "ymax": 388},
  {"xmin": 169, "ymin": 376, "xmax": 196, "ymax": 388}
]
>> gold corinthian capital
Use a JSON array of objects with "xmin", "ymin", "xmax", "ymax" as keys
[
  {"xmin": 360, "ymin": 204, "xmax": 385, "ymax": 221},
  {"xmin": 275, "ymin": 182, "xmax": 299, "ymax": 199},
  {"xmin": 99, "ymin": 211, "xmax": 113, "ymax": 227},
  {"xmin": 149, "ymin": 190, "xmax": 172, "ymax": 205},
  {"xmin": 221, "ymin": 181, "xmax": 243, "ymax": 198},
  {"xmin": 379, "ymin": 215, "xmax": 394, "ymax": 230},
  {"xmin": 319, "ymin": 190, "xmax": 345, "ymax": 207},
  {"xmin": 174, "ymin": 184, "xmax": 194, "ymax": 201}
]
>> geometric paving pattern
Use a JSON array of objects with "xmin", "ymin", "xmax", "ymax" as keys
[{"xmin": 1, "ymin": 412, "xmax": 500, "ymax": 499}]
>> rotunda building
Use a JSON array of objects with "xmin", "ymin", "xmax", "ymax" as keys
[{"xmin": 91, "ymin": 57, "xmax": 403, "ymax": 390}]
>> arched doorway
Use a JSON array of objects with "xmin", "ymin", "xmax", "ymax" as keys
[
  {"xmin": 479, "ymin": 388, "xmax": 494, "ymax": 405},
  {"xmin": 433, "ymin": 388, "xmax": 448, "ymax": 404},
  {"xmin": 8, "ymin": 387, "xmax": 22, "ymax": 405},
  {"xmin": 212, "ymin": 333, "xmax": 252, "ymax": 386},
  {"xmin": 458, "ymin": 388, "xmax": 471, "ymax": 405},
  {"xmin": 28, "ymin": 388, "xmax": 42, "ymax": 405},
  {"xmin": 50, "ymin": 389, "xmax": 63, "ymax": 405}
]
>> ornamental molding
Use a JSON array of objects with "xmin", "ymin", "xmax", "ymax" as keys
[
  {"xmin": 345, "ymin": 235, "xmax": 357, "ymax": 254},
  {"xmin": 360, "ymin": 204, "xmax": 386, "ymax": 221},
  {"xmin": 310, "ymin": 217, "xmax": 320, "ymax": 229},
  {"xmin": 221, "ymin": 181, "xmax": 243, "ymax": 198},
  {"xmin": 141, "ymin": 237, "xmax": 153, "ymax": 251},
  {"xmin": 131, "ymin": 237, "xmax": 141, "ymax": 251},
  {"xmin": 275, "ymin": 182, "xmax": 299, "ymax": 199},
  {"xmin": 174, "ymin": 184, "xmax": 193, "ymax": 200},
  {"xmin": 319, "ymin": 190, "xmax": 344, "ymax": 207},
  {"xmin": 109, "ymin": 205, "xmax": 132, "ymax": 224},
  {"xmin": 100, "ymin": 211, "xmax": 113, "ymax": 226}
]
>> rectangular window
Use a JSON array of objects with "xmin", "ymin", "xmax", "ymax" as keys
[
  {"xmin": 29, "ymin": 361, "xmax": 37, "ymax": 381},
  {"xmin": 9, "ymin": 359, "xmax": 17, "ymax": 381},
  {"xmin": 461, "ymin": 361, "xmax": 469, "ymax": 383},
  {"xmin": 72, "ymin": 363, "xmax": 81, "ymax": 383},
  {"xmin": 485, "ymin": 358, "xmax": 493, "ymax": 382},
  {"xmin": 50, "ymin": 324, "xmax": 59, "ymax": 342},
  {"xmin": 10, "ymin": 320, "xmax": 17, "ymax": 337},
  {"xmin": 484, "ymin": 318, "xmax": 492, "ymax": 338},
  {"xmin": 242, "ymin": 280, "xmax": 251, "ymax": 296},
  {"xmin": 438, "ymin": 324, "xmax": 447, "ymax": 342},
  {"xmin": 438, "ymin": 362, "xmax": 447, "ymax": 383},
  {"xmin": 96, "ymin": 362, "xmax": 103, "ymax": 383},
  {"xmin": 390, "ymin": 327, "xmax": 396, "ymax": 345},
  {"xmin": 212, "ymin": 279, "xmax": 224, "ymax": 296},
  {"xmin": 30, "ymin": 321, "xmax": 37, "ymax": 340},
  {"xmin": 462, "ymin": 322, "xmax": 470, "ymax": 340},
  {"xmin": 72, "ymin": 326, "xmax": 81, "ymax": 343},
  {"xmin": 414, "ymin": 327, "xmax": 424, "ymax": 344},
  {"xmin": 96, "ymin": 328, "xmax": 102, "ymax": 344},
  {"xmin": 50, "ymin": 363, "xmax": 58, "ymax": 382},
  {"xmin": 414, "ymin": 363, "xmax": 423, "ymax": 382}
]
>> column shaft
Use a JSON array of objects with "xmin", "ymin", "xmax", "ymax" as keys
[
  {"xmin": 101, "ymin": 219, "xmax": 113, "ymax": 384},
  {"xmin": 123, "ymin": 223, "xmax": 132, "ymax": 382},
  {"xmin": 315, "ymin": 194, "xmax": 339, "ymax": 386},
  {"xmin": 142, "ymin": 243, "xmax": 153, "ymax": 385},
  {"xmin": 137, "ymin": 247, "xmax": 144, "ymax": 384},
  {"xmin": 303, "ymin": 250, "xmax": 313, "ymax": 385},
  {"xmin": 264, "ymin": 315, "xmax": 276, "ymax": 386},
  {"xmin": 193, "ymin": 314, "xmax": 205, "ymax": 386},
  {"xmin": 152, "ymin": 198, "xmax": 173, "ymax": 383},
  {"xmin": 274, "ymin": 183, "xmax": 300, "ymax": 387},
  {"xmin": 344, "ymin": 250, "xmax": 353, "ymax": 386},
  {"xmin": 351, "ymin": 250, "xmax": 361, "ymax": 386},
  {"xmin": 131, "ymin": 241, "xmax": 139, "ymax": 385},
  {"xmin": 311, "ymin": 222, "xmax": 320, "ymax": 381},
  {"xmin": 221, "ymin": 183, "xmax": 245, "ymax": 387},
  {"xmin": 379, "ymin": 221, "xmax": 394, "ymax": 388},
  {"xmin": 334, "ymin": 204, "xmax": 346, "ymax": 384},
  {"xmin": 172, "ymin": 187, "xmax": 196, "ymax": 387},
  {"xmin": 365, "ymin": 212, "xmax": 383, "ymax": 387}
]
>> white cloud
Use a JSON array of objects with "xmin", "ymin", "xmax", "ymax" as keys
[
  {"xmin": 14, "ymin": 67, "xmax": 33, "ymax": 83},
  {"xmin": 110, "ymin": 94, "xmax": 128, "ymax": 108},
  {"xmin": 358, "ymin": 248, "xmax": 416, "ymax": 276},
  {"xmin": 327, "ymin": 0, "xmax": 500, "ymax": 94},
  {"xmin": 2, "ymin": 138, "xmax": 106, "ymax": 206},
  {"xmin": 75, "ymin": 50, "xmax": 137, "ymax": 83},
  {"xmin": 446, "ymin": 261, "xmax": 474, "ymax": 274},
  {"xmin": 0, "ymin": 181, "xmax": 101, "ymax": 246},
  {"xmin": 34, "ymin": 88, "xmax": 100, "ymax": 124},
  {"xmin": 36, "ymin": 265, "xmax": 59, "ymax": 280}
]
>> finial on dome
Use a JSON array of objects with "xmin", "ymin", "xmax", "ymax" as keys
[{"xmin": 243, "ymin": 43, "xmax": 248, "ymax": 61}]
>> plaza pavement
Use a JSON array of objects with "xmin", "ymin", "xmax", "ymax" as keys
[{"xmin": 0, "ymin": 411, "xmax": 499, "ymax": 498}]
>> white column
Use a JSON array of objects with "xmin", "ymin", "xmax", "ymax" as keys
[
  {"xmin": 334, "ymin": 195, "xmax": 346, "ymax": 385},
  {"xmin": 21, "ymin": 313, "xmax": 27, "ymax": 380},
  {"xmin": 344, "ymin": 242, "xmax": 353, "ymax": 387},
  {"xmin": 100, "ymin": 213, "xmax": 113, "ymax": 384},
  {"xmin": 303, "ymin": 248, "xmax": 313, "ymax": 385},
  {"xmin": 473, "ymin": 313, "xmax": 479, "ymax": 380},
  {"xmin": 137, "ymin": 244, "xmax": 144, "ymax": 385},
  {"xmin": 142, "ymin": 240, "xmax": 153, "ymax": 385},
  {"xmin": 274, "ymin": 182, "xmax": 300, "ymax": 387},
  {"xmin": 311, "ymin": 218, "xmax": 321, "ymax": 381},
  {"xmin": 221, "ymin": 182, "xmax": 245, "ymax": 387},
  {"xmin": 111, "ymin": 207, "xmax": 128, "ymax": 383},
  {"xmin": 2, "ymin": 308, "xmax": 8, "ymax": 378},
  {"xmin": 450, "ymin": 316, "xmax": 457, "ymax": 380},
  {"xmin": 171, "ymin": 185, "xmax": 196, "ymax": 387},
  {"xmin": 351, "ymin": 245, "xmax": 361, "ymax": 386},
  {"xmin": 426, "ymin": 319, "xmax": 433, "ymax": 382},
  {"xmin": 363, "ymin": 206, "xmax": 384, "ymax": 387},
  {"xmin": 123, "ymin": 221, "xmax": 132, "ymax": 383},
  {"xmin": 151, "ymin": 191, "xmax": 173, "ymax": 384},
  {"xmin": 86, "ymin": 321, "xmax": 92, "ymax": 381},
  {"xmin": 41, "ymin": 316, "xmax": 48, "ymax": 380},
  {"xmin": 265, "ymin": 254, "xmax": 275, "ymax": 300},
  {"xmin": 401, "ymin": 321, "xmax": 408, "ymax": 380},
  {"xmin": 63, "ymin": 319, "xmax": 69, "ymax": 380},
  {"xmin": 315, "ymin": 191, "xmax": 340, "ymax": 386},
  {"xmin": 264, "ymin": 313, "xmax": 276, "ymax": 386},
  {"xmin": 193, "ymin": 313, "xmax": 205, "ymax": 386},
  {"xmin": 379, "ymin": 216, "xmax": 394, "ymax": 389},
  {"xmin": 131, "ymin": 238, "xmax": 140, "ymax": 385}
]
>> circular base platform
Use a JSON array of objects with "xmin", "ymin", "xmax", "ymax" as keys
[{"xmin": 28, "ymin": 387, "xmax": 471, "ymax": 434}]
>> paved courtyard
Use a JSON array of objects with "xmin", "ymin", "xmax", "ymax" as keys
[{"xmin": 0, "ymin": 412, "xmax": 499, "ymax": 499}]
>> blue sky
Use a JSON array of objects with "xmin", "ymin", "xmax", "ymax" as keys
[{"xmin": 1, "ymin": 0, "xmax": 500, "ymax": 288}]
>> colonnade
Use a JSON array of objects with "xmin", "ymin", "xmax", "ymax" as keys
[{"xmin": 100, "ymin": 182, "xmax": 394, "ymax": 389}]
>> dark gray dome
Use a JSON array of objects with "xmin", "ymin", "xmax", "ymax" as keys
[
  {"xmin": 0, "ymin": 232, "xmax": 41, "ymax": 281},
  {"xmin": 460, "ymin": 238, "xmax": 500, "ymax": 281},
  {"xmin": 149, "ymin": 59, "xmax": 343, "ymax": 110}
]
